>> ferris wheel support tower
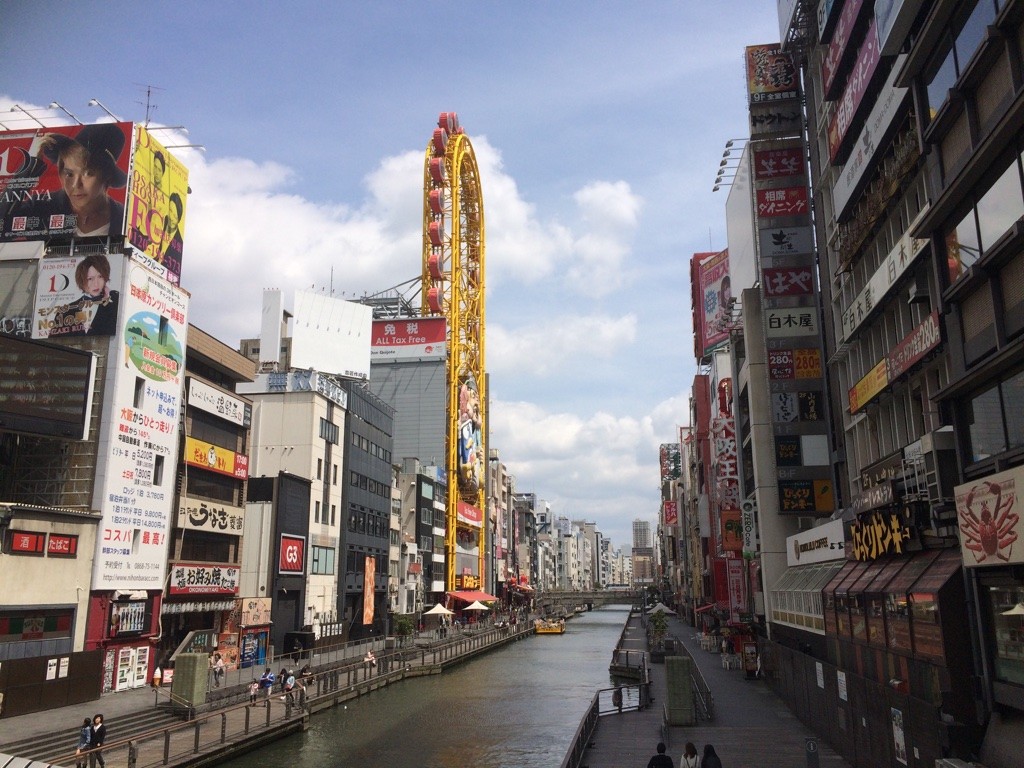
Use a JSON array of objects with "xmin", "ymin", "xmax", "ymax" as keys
[{"xmin": 421, "ymin": 112, "xmax": 487, "ymax": 594}]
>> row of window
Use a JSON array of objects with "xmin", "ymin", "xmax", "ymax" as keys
[
  {"xmin": 964, "ymin": 366, "xmax": 1024, "ymax": 462},
  {"xmin": 316, "ymin": 458, "xmax": 338, "ymax": 485},
  {"xmin": 344, "ymin": 551, "xmax": 383, "ymax": 574},
  {"xmin": 944, "ymin": 146, "xmax": 1024, "ymax": 284},
  {"xmin": 348, "ymin": 507, "xmax": 388, "ymax": 539},
  {"xmin": 320, "ymin": 418, "xmax": 340, "ymax": 445},
  {"xmin": 925, "ymin": 0, "xmax": 1007, "ymax": 124},
  {"xmin": 350, "ymin": 470, "xmax": 389, "ymax": 498},
  {"xmin": 313, "ymin": 501, "xmax": 336, "ymax": 526},
  {"xmin": 351, "ymin": 431, "xmax": 391, "ymax": 463}
]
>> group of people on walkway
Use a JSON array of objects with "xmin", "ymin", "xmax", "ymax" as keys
[
  {"xmin": 647, "ymin": 740, "xmax": 722, "ymax": 768},
  {"xmin": 250, "ymin": 665, "xmax": 312, "ymax": 705},
  {"xmin": 74, "ymin": 714, "xmax": 106, "ymax": 768}
]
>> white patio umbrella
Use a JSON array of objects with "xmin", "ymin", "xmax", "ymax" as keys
[
  {"xmin": 424, "ymin": 603, "xmax": 454, "ymax": 615},
  {"xmin": 646, "ymin": 602, "xmax": 677, "ymax": 615},
  {"xmin": 463, "ymin": 600, "xmax": 490, "ymax": 611}
]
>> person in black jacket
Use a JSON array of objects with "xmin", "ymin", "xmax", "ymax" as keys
[
  {"xmin": 701, "ymin": 744, "xmax": 723, "ymax": 768},
  {"xmin": 89, "ymin": 714, "xmax": 106, "ymax": 768}
]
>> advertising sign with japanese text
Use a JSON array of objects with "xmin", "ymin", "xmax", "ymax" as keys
[
  {"xmin": 126, "ymin": 126, "xmax": 188, "ymax": 284},
  {"xmin": 187, "ymin": 377, "xmax": 250, "ymax": 427},
  {"xmin": 753, "ymin": 145, "xmax": 803, "ymax": 181},
  {"xmin": 371, "ymin": 316, "xmax": 447, "ymax": 360},
  {"xmin": 828, "ymin": 18, "xmax": 882, "ymax": 163},
  {"xmin": 33, "ymin": 254, "xmax": 124, "ymax": 339},
  {"xmin": 92, "ymin": 259, "xmax": 187, "ymax": 589},
  {"xmin": 727, "ymin": 557, "xmax": 747, "ymax": 622},
  {"xmin": 664, "ymin": 500, "xmax": 679, "ymax": 527},
  {"xmin": 660, "ymin": 443, "xmax": 682, "ymax": 482},
  {"xmin": 756, "ymin": 187, "xmax": 809, "ymax": 219},
  {"xmin": 746, "ymin": 44, "xmax": 799, "ymax": 104},
  {"xmin": 177, "ymin": 494, "xmax": 245, "ymax": 534},
  {"xmin": 758, "ymin": 226, "xmax": 814, "ymax": 260},
  {"xmin": 697, "ymin": 249, "xmax": 731, "ymax": 356},
  {"xmin": 0, "ymin": 122, "xmax": 133, "ymax": 243},
  {"xmin": 169, "ymin": 563, "xmax": 240, "ymax": 595},
  {"xmin": 184, "ymin": 435, "xmax": 249, "ymax": 479},
  {"xmin": 765, "ymin": 308, "xmax": 819, "ymax": 338}
]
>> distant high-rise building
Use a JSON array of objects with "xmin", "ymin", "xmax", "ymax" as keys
[{"xmin": 632, "ymin": 519, "xmax": 651, "ymax": 550}]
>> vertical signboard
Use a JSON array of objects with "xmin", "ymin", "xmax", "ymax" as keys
[
  {"xmin": 747, "ymin": 44, "xmax": 834, "ymax": 516},
  {"xmin": 697, "ymin": 249, "xmax": 731, "ymax": 356},
  {"xmin": 93, "ymin": 260, "xmax": 188, "ymax": 588},
  {"xmin": 126, "ymin": 126, "xmax": 189, "ymax": 284}
]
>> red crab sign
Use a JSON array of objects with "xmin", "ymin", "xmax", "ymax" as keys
[{"xmin": 956, "ymin": 469, "xmax": 1022, "ymax": 566}]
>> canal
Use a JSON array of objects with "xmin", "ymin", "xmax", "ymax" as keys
[{"xmin": 219, "ymin": 604, "xmax": 630, "ymax": 768}]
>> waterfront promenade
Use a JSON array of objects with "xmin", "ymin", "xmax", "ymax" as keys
[
  {"xmin": 0, "ymin": 622, "xmax": 533, "ymax": 767},
  {"xmin": 1, "ymin": 613, "xmax": 852, "ymax": 768},
  {"xmin": 581, "ymin": 612, "xmax": 852, "ymax": 768}
]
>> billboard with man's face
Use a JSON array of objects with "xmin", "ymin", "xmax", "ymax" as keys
[
  {"xmin": 0, "ymin": 122, "xmax": 133, "ymax": 243},
  {"xmin": 126, "ymin": 126, "xmax": 189, "ymax": 284}
]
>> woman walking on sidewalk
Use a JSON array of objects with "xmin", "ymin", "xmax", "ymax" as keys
[{"xmin": 74, "ymin": 717, "xmax": 91, "ymax": 768}]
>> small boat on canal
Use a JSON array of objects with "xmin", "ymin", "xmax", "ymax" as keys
[{"xmin": 534, "ymin": 617, "xmax": 566, "ymax": 634}]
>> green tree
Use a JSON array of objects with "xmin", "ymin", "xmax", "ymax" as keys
[{"xmin": 648, "ymin": 610, "xmax": 668, "ymax": 649}]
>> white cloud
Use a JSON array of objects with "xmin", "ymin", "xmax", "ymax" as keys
[{"xmin": 487, "ymin": 313, "xmax": 637, "ymax": 378}]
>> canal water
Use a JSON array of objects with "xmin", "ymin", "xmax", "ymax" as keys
[{"xmin": 219, "ymin": 604, "xmax": 630, "ymax": 768}]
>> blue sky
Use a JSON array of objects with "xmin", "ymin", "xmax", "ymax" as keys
[{"xmin": 2, "ymin": 1, "xmax": 781, "ymax": 550}]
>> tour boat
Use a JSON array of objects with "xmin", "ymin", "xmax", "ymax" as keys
[{"xmin": 534, "ymin": 617, "xmax": 566, "ymax": 635}]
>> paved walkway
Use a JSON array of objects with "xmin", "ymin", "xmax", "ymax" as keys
[{"xmin": 583, "ymin": 613, "xmax": 852, "ymax": 768}]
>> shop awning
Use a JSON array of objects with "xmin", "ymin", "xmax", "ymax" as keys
[
  {"xmin": 882, "ymin": 549, "xmax": 942, "ymax": 596},
  {"xmin": 908, "ymin": 548, "xmax": 962, "ymax": 593},
  {"xmin": 447, "ymin": 590, "xmax": 498, "ymax": 603},
  {"xmin": 694, "ymin": 603, "xmax": 716, "ymax": 614}
]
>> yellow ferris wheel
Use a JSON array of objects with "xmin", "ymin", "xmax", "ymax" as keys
[{"xmin": 421, "ymin": 112, "xmax": 486, "ymax": 593}]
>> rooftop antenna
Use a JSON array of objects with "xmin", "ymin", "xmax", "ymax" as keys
[{"xmin": 135, "ymin": 84, "xmax": 165, "ymax": 127}]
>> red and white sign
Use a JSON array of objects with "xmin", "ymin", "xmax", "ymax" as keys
[
  {"xmin": 279, "ymin": 534, "xmax": 305, "ymax": 574},
  {"xmin": 663, "ymin": 501, "xmax": 678, "ymax": 526},
  {"xmin": 727, "ymin": 557, "xmax": 747, "ymax": 622},
  {"xmin": 828, "ymin": 18, "xmax": 881, "ymax": 162},
  {"xmin": 821, "ymin": 0, "xmax": 865, "ymax": 97},
  {"xmin": 371, "ymin": 317, "xmax": 447, "ymax": 361},
  {"xmin": 11, "ymin": 530, "xmax": 45, "ymax": 554},
  {"xmin": 763, "ymin": 266, "xmax": 815, "ymax": 296},
  {"xmin": 457, "ymin": 501, "xmax": 483, "ymax": 528},
  {"xmin": 756, "ymin": 187, "xmax": 809, "ymax": 218},
  {"xmin": 47, "ymin": 534, "xmax": 78, "ymax": 557},
  {"xmin": 886, "ymin": 312, "xmax": 941, "ymax": 382},
  {"xmin": 753, "ymin": 146, "xmax": 804, "ymax": 180}
]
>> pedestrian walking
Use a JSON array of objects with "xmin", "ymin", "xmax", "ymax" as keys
[
  {"xmin": 211, "ymin": 652, "xmax": 225, "ymax": 687},
  {"xmin": 248, "ymin": 679, "xmax": 259, "ymax": 705},
  {"xmin": 75, "ymin": 717, "xmax": 91, "ymax": 768},
  {"xmin": 259, "ymin": 667, "xmax": 275, "ymax": 699},
  {"xmin": 701, "ymin": 744, "xmax": 722, "ymax": 768},
  {"xmin": 680, "ymin": 742, "xmax": 700, "ymax": 768},
  {"xmin": 89, "ymin": 714, "xmax": 106, "ymax": 768},
  {"xmin": 279, "ymin": 669, "xmax": 296, "ymax": 703},
  {"xmin": 646, "ymin": 741, "xmax": 673, "ymax": 768}
]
